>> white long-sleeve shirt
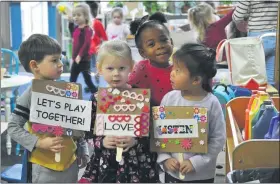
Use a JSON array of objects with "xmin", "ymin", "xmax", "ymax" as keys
[
  {"xmin": 157, "ymin": 90, "xmax": 226, "ymax": 181},
  {"xmin": 106, "ymin": 22, "xmax": 130, "ymax": 41}
]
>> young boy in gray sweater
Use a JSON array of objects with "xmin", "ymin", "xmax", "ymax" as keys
[{"xmin": 7, "ymin": 34, "xmax": 89, "ymax": 183}]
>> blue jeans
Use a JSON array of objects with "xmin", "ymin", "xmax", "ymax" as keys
[{"xmin": 248, "ymin": 30, "xmax": 276, "ymax": 85}]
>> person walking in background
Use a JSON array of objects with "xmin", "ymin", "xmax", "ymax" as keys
[
  {"xmin": 87, "ymin": 1, "xmax": 108, "ymax": 85},
  {"xmin": 70, "ymin": 3, "xmax": 98, "ymax": 94},
  {"xmin": 233, "ymin": 1, "xmax": 278, "ymax": 86}
]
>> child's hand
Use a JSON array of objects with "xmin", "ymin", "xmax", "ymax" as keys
[
  {"xmin": 103, "ymin": 136, "xmax": 116, "ymax": 149},
  {"xmin": 164, "ymin": 158, "xmax": 180, "ymax": 172},
  {"xmin": 116, "ymin": 136, "xmax": 136, "ymax": 152},
  {"xmin": 75, "ymin": 55, "xmax": 81, "ymax": 64},
  {"xmin": 179, "ymin": 159, "xmax": 194, "ymax": 174},
  {"xmin": 78, "ymin": 155, "xmax": 90, "ymax": 169},
  {"xmin": 36, "ymin": 136, "xmax": 64, "ymax": 153}
]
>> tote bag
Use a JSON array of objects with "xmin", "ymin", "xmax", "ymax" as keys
[{"xmin": 215, "ymin": 34, "xmax": 272, "ymax": 88}]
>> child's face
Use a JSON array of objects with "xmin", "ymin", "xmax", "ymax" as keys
[
  {"xmin": 98, "ymin": 55, "xmax": 132, "ymax": 88},
  {"xmin": 34, "ymin": 54, "xmax": 63, "ymax": 80},
  {"xmin": 170, "ymin": 61, "xmax": 194, "ymax": 91},
  {"xmin": 139, "ymin": 26, "xmax": 173, "ymax": 65},
  {"xmin": 112, "ymin": 12, "xmax": 122, "ymax": 25},
  {"xmin": 73, "ymin": 8, "xmax": 86, "ymax": 25}
]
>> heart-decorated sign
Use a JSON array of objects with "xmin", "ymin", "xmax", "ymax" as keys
[
  {"xmin": 94, "ymin": 88, "xmax": 151, "ymax": 137},
  {"xmin": 29, "ymin": 79, "xmax": 92, "ymax": 137}
]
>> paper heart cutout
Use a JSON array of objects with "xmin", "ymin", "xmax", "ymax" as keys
[
  {"xmin": 124, "ymin": 115, "xmax": 131, "ymax": 122},
  {"xmin": 142, "ymin": 105, "xmax": 149, "ymax": 113},
  {"xmin": 53, "ymin": 87, "xmax": 60, "ymax": 94},
  {"xmin": 117, "ymin": 116, "xmax": 123, "ymax": 122},
  {"xmin": 130, "ymin": 92, "xmax": 137, "ymax": 99},
  {"xmin": 122, "ymin": 105, "xmax": 129, "ymax": 111},
  {"xmin": 136, "ymin": 94, "xmax": 144, "ymax": 101},
  {"xmin": 114, "ymin": 105, "xmax": 121, "ymax": 112},
  {"xmin": 112, "ymin": 89, "xmax": 120, "ymax": 95},
  {"xmin": 107, "ymin": 88, "xmax": 113, "ymax": 92},
  {"xmin": 129, "ymin": 104, "xmax": 136, "ymax": 111},
  {"xmin": 108, "ymin": 115, "xmax": 115, "ymax": 122},
  {"xmin": 120, "ymin": 98, "xmax": 125, "ymax": 103},
  {"xmin": 145, "ymin": 98, "xmax": 150, "ymax": 103},
  {"xmin": 122, "ymin": 90, "xmax": 129, "ymax": 97},
  {"xmin": 136, "ymin": 102, "xmax": 144, "ymax": 109},
  {"xmin": 134, "ymin": 123, "xmax": 141, "ymax": 129},
  {"xmin": 134, "ymin": 116, "xmax": 141, "ymax": 123},
  {"xmin": 142, "ymin": 90, "xmax": 148, "ymax": 95}
]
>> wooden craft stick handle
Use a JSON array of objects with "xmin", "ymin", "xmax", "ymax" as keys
[
  {"xmin": 55, "ymin": 152, "xmax": 61, "ymax": 162},
  {"xmin": 178, "ymin": 153, "xmax": 185, "ymax": 179},
  {"xmin": 116, "ymin": 147, "xmax": 123, "ymax": 162}
]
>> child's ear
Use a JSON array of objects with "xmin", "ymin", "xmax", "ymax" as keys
[
  {"xmin": 138, "ymin": 48, "xmax": 146, "ymax": 59},
  {"xmin": 29, "ymin": 60, "xmax": 39, "ymax": 72},
  {"xmin": 170, "ymin": 38, "xmax": 174, "ymax": 46},
  {"xmin": 96, "ymin": 62, "xmax": 102, "ymax": 75},
  {"xmin": 192, "ymin": 76, "xmax": 202, "ymax": 86}
]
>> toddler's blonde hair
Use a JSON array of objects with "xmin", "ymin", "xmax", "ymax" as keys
[
  {"xmin": 73, "ymin": 3, "xmax": 92, "ymax": 26},
  {"xmin": 188, "ymin": 3, "xmax": 214, "ymax": 42},
  {"xmin": 97, "ymin": 40, "xmax": 134, "ymax": 70}
]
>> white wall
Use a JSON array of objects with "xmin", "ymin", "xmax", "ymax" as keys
[{"xmin": 21, "ymin": 2, "xmax": 48, "ymax": 41}]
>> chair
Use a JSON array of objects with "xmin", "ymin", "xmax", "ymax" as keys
[
  {"xmin": 1, "ymin": 48, "xmax": 21, "ymax": 155},
  {"xmin": 1, "ymin": 48, "xmax": 19, "ymax": 75},
  {"xmin": 1, "ymin": 149, "xmax": 29, "ymax": 183}
]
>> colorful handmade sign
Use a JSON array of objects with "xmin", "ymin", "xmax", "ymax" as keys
[
  {"xmin": 150, "ymin": 106, "xmax": 208, "ymax": 153},
  {"xmin": 29, "ymin": 79, "xmax": 92, "ymax": 137},
  {"xmin": 95, "ymin": 88, "xmax": 151, "ymax": 161}
]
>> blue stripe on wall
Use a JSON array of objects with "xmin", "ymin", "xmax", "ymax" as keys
[
  {"xmin": 10, "ymin": 2, "xmax": 22, "ymax": 50},
  {"xmin": 48, "ymin": 2, "xmax": 57, "ymax": 39}
]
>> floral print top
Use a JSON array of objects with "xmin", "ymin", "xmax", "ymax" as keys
[{"xmin": 79, "ymin": 94, "xmax": 159, "ymax": 183}]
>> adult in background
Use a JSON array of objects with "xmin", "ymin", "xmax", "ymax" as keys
[{"xmin": 233, "ymin": 1, "xmax": 278, "ymax": 85}]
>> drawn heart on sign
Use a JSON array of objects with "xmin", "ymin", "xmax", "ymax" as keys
[
  {"xmin": 112, "ymin": 89, "xmax": 120, "ymax": 95},
  {"xmin": 145, "ymin": 98, "xmax": 149, "ymax": 103},
  {"xmin": 108, "ymin": 95, "xmax": 113, "ymax": 99},
  {"xmin": 101, "ymin": 98, "xmax": 106, "ymax": 102},
  {"xmin": 136, "ymin": 102, "xmax": 144, "ymax": 109},
  {"xmin": 120, "ymin": 98, "xmax": 125, "ymax": 103},
  {"xmin": 142, "ymin": 105, "xmax": 149, "ymax": 113},
  {"xmin": 114, "ymin": 105, "xmax": 121, "ymax": 112},
  {"xmin": 125, "ymin": 100, "xmax": 131, "ymax": 104}
]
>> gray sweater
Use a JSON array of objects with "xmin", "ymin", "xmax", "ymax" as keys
[
  {"xmin": 7, "ymin": 86, "xmax": 89, "ymax": 160},
  {"xmin": 157, "ymin": 90, "xmax": 226, "ymax": 181}
]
